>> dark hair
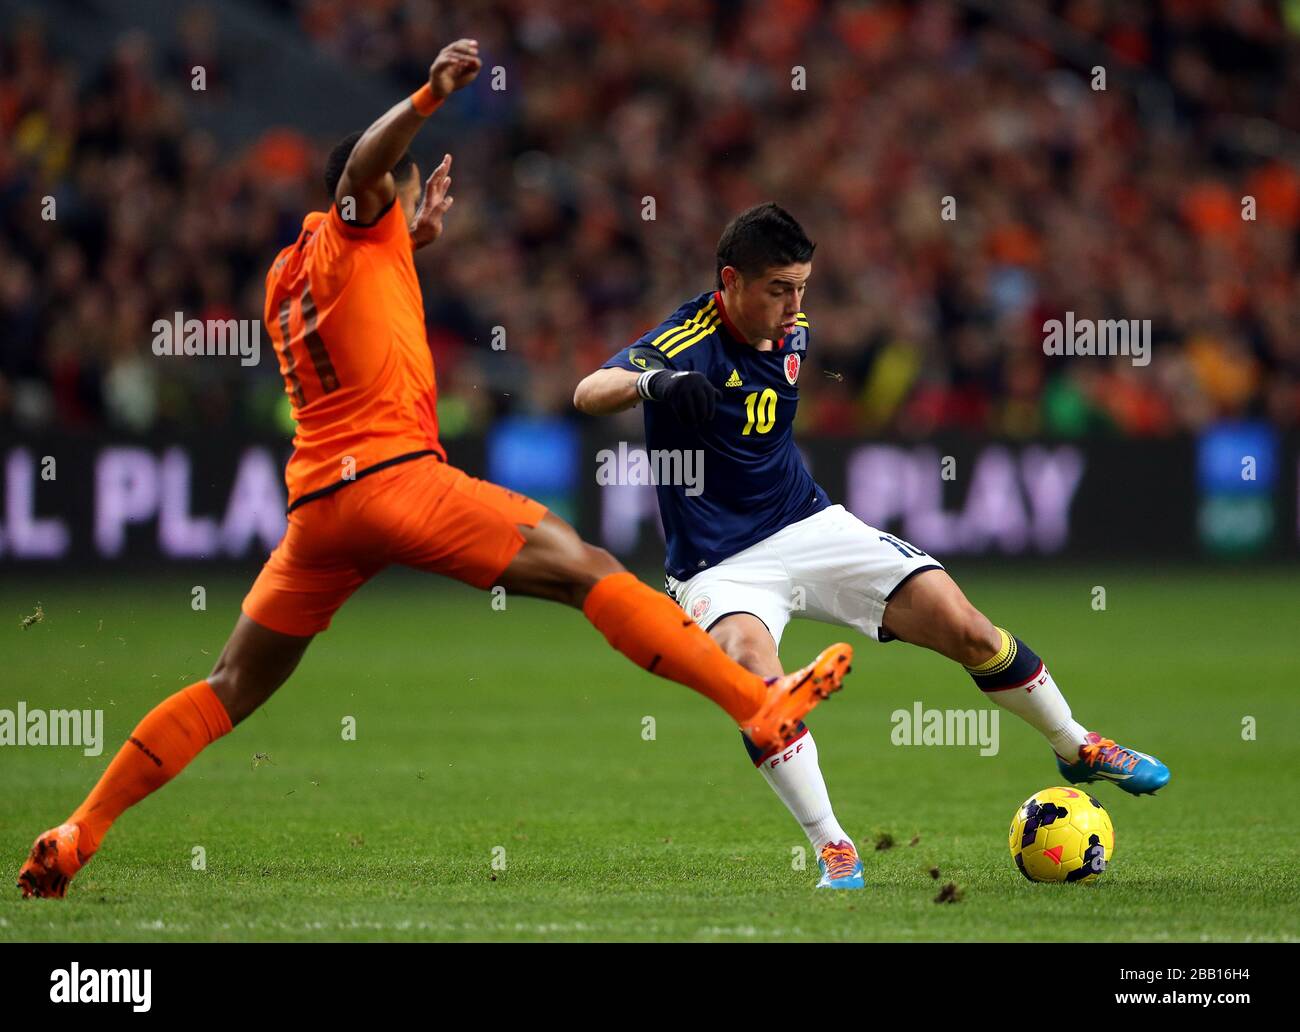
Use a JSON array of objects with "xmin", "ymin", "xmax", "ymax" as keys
[
  {"xmin": 715, "ymin": 202, "xmax": 815, "ymax": 288},
  {"xmin": 324, "ymin": 130, "xmax": 417, "ymax": 201}
]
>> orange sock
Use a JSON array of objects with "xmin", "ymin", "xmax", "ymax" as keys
[
  {"xmin": 583, "ymin": 572, "xmax": 766, "ymax": 723},
  {"xmin": 69, "ymin": 680, "xmax": 233, "ymax": 857}
]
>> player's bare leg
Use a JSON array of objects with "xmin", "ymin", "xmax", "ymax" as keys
[
  {"xmin": 709, "ymin": 614, "xmax": 862, "ymax": 888},
  {"xmin": 492, "ymin": 511, "xmax": 623, "ymax": 608},
  {"xmin": 709, "ymin": 614, "xmax": 781, "ymax": 678},
  {"xmin": 879, "ymin": 568, "xmax": 1000, "ymax": 665},
  {"xmin": 882, "ymin": 569, "xmax": 1169, "ymax": 794},
  {"xmin": 17, "ymin": 617, "xmax": 310, "ymax": 898},
  {"xmin": 208, "ymin": 616, "xmax": 314, "ymax": 725},
  {"xmin": 497, "ymin": 512, "xmax": 852, "ymax": 751}
]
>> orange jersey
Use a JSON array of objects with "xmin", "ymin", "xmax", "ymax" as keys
[{"xmin": 263, "ymin": 200, "xmax": 444, "ymax": 509}]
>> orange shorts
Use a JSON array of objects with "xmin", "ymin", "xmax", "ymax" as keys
[{"xmin": 242, "ymin": 455, "xmax": 547, "ymax": 637}]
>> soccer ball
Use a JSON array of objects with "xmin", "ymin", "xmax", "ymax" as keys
[{"xmin": 1008, "ymin": 786, "xmax": 1114, "ymax": 884}]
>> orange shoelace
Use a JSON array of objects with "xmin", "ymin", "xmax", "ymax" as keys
[
  {"xmin": 820, "ymin": 842, "xmax": 858, "ymax": 879},
  {"xmin": 1081, "ymin": 737, "xmax": 1139, "ymax": 773}
]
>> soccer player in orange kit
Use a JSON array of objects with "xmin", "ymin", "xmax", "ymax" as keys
[{"xmin": 17, "ymin": 39, "xmax": 852, "ymax": 899}]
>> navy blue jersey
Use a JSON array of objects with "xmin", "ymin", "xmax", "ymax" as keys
[{"xmin": 602, "ymin": 290, "xmax": 830, "ymax": 581}]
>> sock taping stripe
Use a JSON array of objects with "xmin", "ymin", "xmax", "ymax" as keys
[
  {"xmin": 967, "ymin": 632, "xmax": 1045, "ymax": 691},
  {"xmin": 978, "ymin": 659, "xmax": 1045, "ymax": 693},
  {"xmin": 965, "ymin": 627, "xmax": 1015, "ymax": 675}
]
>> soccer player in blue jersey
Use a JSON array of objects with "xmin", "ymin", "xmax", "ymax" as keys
[{"xmin": 575, "ymin": 202, "xmax": 1170, "ymax": 890}]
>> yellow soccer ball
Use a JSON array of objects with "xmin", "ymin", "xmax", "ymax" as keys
[{"xmin": 1009, "ymin": 786, "xmax": 1115, "ymax": 883}]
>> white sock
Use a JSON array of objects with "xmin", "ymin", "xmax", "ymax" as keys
[
  {"xmin": 986, "ymin": 664, "xmax": 1089, "ymax": 759},
  {"xmin": 753, "ymin": 728, "xmax": 852, "ymax": 852}
]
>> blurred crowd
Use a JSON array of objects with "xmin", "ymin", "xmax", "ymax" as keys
[{"xmin": 2, "ymin": 0, "xmax": 1298, "ymax": 441}]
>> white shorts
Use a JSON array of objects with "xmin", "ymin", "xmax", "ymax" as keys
[{"xmin": 665, "ymin": 504, "xmax": 944, "ymax": 648}]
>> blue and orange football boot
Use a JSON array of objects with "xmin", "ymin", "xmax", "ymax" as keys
[
  {"xmin": 16, "ymin": 822, "xmax": 89, "ymax": 899},
  {"xmin": 743, "ymin": 642, "xmax": 853, "ymax": 752},
  {"xmin": 1056, "ymin": 732, "xmax": 1170, "ymax": 796},
  {"xmin": 816, "ymin": 840, "xmax": 864, "ymax": 890}
]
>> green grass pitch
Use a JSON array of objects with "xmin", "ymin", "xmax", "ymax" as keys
[{"xmin": 1, "ymin": 567, "xmax": 1296, "ymax": 942}]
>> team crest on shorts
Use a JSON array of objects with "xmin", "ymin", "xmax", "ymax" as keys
[
  {"xmin": 784, "ymin": 353, "xmax": 800, "ymax": 385},
  {"xmin": 691, "ymin": 596, "xmax": 711, "ymax": 621}
]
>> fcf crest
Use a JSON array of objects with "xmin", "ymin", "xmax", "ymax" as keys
[
  {"xmin": 784, "ymin": 352, "xmax": 800, "ymax": 385},
  {"xmin": 691, "ymin": 596, "xmax": 711, "ymax": 621}
]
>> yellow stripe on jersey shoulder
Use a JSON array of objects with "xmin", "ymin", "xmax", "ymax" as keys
[
  {"xmin": 665, "ymin": 313, "xmax": 720, "ymax": 358},
  {"xmin": 795, "ymin": 311, "xmax": 810, "ymax": 328},
  {"xmin": 652, "ymin": 298, "xmax": 717, "ymax": 352},
  {"xmin": 655, "ymin": 303, "xmax": 716, "ymax": 353}
]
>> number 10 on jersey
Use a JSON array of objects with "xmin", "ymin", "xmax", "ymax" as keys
[{"xmin": 742, "ymin": 388, "xmax": 777, "ymax": 435}]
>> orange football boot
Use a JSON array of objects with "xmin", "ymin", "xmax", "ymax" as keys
[
  {"xmin": 16, "ymin": 822, "xmax": 89, "ymax": 899},
  {"xmin": 743, "ymin": 642, "xmax": 853, "ymax": 751}
]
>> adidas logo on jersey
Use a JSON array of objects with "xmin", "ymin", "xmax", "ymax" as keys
[{"xmin": 724, "ymin": 369, "xmax": 743, "ymax": 387}]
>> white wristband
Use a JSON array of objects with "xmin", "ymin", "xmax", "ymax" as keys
[{"xmin": 636, "ymin": 369, "xmax": 664, "ymax": 401}]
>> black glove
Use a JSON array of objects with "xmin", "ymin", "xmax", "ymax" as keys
[{"xmin": 638, "ymin": 370, "xmax": 721, "ymax": 427}]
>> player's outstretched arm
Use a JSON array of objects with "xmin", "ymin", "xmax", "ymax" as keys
[
  {"xmin": 335, "ymin": 38, "xmax": 481, "ymax": 224},
  {"xmin": 573, "ymin": 367, "xmax": 641, "ymax": 415}
]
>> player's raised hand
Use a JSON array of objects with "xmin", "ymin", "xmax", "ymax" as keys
[
  {"xmin": 429, "ymin": 39, "xmax": 481, "ymax": 100},
  {"xmin": 410, "ymin": 153, "xmax": 454, "ymax": 249}
]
